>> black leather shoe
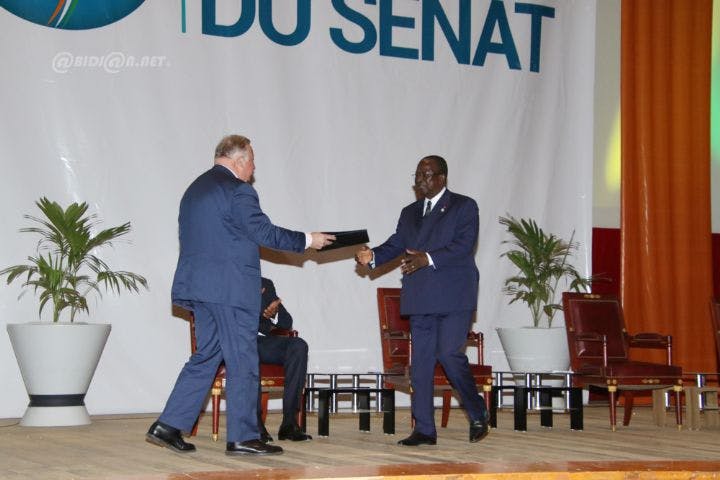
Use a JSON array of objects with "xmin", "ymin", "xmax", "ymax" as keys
[
  {"xmin": 226, "ymin": 440, "xmax": 283, "ymax": 456},
  {"xmin": 146, "ymin": 421, "xmax": 196, "ymax": 453},
  {"xmin": 397, "ymin": 431, "xmax": 437, "ymax": 446},
  {"xmin": 260, "ymin": 424, "xmax": 274, "ymax": 443},
  {"xmin": 278, "ymin": 423, "xmax": 312, "ymax": 441},
  {"xmin": 469, "ymin": 418, "xmax": 489, "ymax": 443}
]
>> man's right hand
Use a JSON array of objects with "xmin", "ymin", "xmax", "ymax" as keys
[
  {"xmin": 310, "ymin": 232, "xmax": 335, "ymax": 250},
  {"xmin": 263, "ymin": 298, "xmax": 282, "ymax": 319},
  {"xmin": 355, "ymin": 246, "xmax": 373, "ymax": 266}
]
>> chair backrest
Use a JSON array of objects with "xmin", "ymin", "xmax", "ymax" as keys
[
  {"xmin": 711, "ymin": 298, "xmax": 720, "ymax": 371},
  {"xmin": 562, "ymin": 292, "xmax": 629, "ymax": 370},
  {"xmin": 377, "ymin": 287, "xmax": 410, "ymax": 375},
  {"xmin": 171, "ymin": 305, "xmax": 197, "ymax": 351}
]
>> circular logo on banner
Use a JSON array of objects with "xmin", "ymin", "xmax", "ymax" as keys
[{"xmin": 2, "ymin": 1, "xmax": 145, "ymax": 30}]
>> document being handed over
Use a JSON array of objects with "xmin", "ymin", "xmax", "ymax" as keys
[{"xmin": 318, "ymin": 229, "xmax": 369, "ymax": 251}]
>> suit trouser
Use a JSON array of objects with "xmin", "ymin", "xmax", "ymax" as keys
[
  {"xmin": 256, "ymin": 335, "xmax": 309, "ymax": 427},
  {"xmin": 159, "ymin": 301, "xmax": 260, "ymax": 443},
  {"xmin": 409, "ymin": 311, "xmax": 486, "ymax": 437}
]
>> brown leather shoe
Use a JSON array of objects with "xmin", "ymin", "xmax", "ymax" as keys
[
  {"xmin": 146, "ymin": 421, "xmax": 196, "ymax": 453},
  {"xmin": 226, "ymin": 440, "xmax": 283, "ymax": 455},
  {"xmin": 397, "ymin": 431, "xmax": 437, "ymax": 446}
]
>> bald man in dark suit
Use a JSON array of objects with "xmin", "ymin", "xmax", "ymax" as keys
[{"xmin": 356, "ymin": 155, "xmax": 488, "ymax": 446}]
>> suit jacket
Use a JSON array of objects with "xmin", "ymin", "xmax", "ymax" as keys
[
  {"xmin": 258, "ymin": 277, "xmax": 293, "ymax": 335},
  {"xmin": 171, "ymin": 165, "xmax": 305, "ymax": 313},
  {"xmin": 373, "ymin": 190, "xmax": 479, "ymax": 316}
]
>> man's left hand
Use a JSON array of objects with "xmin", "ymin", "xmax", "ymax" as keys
[{"xmin": 401, "ymin": 248, "xmax": 428, "ymax": 275}]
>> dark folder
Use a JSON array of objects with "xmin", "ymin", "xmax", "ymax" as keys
[{"xmin": 319, "ymin": 229, "xmax": 369, "ymax": 251}]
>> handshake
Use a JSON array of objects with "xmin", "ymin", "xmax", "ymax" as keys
[
  {"xmin": 312, "ymin": 228, "xmax": 427, "ymax": 275},
  {"xmin": 355, "ymin": 246, "xmax": 429, "ymax": 275}
]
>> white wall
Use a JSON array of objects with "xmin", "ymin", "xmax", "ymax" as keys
[{"xmin": 0, "ymin": 1, "xmax": 597, "ymax": 418}]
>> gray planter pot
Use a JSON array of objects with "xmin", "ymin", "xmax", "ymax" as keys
[{"xmin": 7, "ymin": 322, "xmax": 111, "ymax": 426}]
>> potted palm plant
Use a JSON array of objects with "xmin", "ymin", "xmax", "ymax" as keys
[
  {"xmin": 496, "ymin": 215, "xmax": 593, "ymax": 374},
  {"xmin": 1, "ymin": 197, "xmax": 148, "ymax": 426}
]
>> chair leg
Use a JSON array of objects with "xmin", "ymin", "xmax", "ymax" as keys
[
  {"xmin": 190, "ymin": 417, "xmax": 199, "ymax": 437},
  {"xmin": 441, "ymin": 390, "xmax": 452, "ymax": 428},
  {"xmin": 211, "ymin": 381, "xmax": 222, "ymax": 442},
  {"xmin": 622, "ymin": 391, "xmax": 634, "ymax": 426},
  {"xmin": 261, "ymin": 391, "xmax": 269, "ymax": 423},
  {"xmin": 608, "ymin": 386, "xmax": 618, "ymax": 431},
  {"xmin": 673, "ymin": 385, "xmax": 683, "ymax": 429},
  {"xmin": 295, "ymin": 391, "xmax": 305, "ymax": 427},
  {"xmin": 483, "ymin": 384, "xmax": 493, "ymax": 420}
]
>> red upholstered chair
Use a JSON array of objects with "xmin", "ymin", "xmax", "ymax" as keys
[
  {"xmin": 561, "ymin": 292, "xmax": 683, "ymax": 430},
  {"xmin": 377, "ymin": 288, "xmax": 493, "ymax": 427},
  {"xmin": 175, "ymin": 307, "xmax": 297, "ymax": 441}
]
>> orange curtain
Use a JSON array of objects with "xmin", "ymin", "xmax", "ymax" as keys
[{"xmin": 621, "ymin": 0, "xmax": 714, "ymax": 372}]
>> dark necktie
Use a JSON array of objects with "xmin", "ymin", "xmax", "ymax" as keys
[{"xmin": 423, "ymin": 200, "xmax": 432, "ymax": 217}]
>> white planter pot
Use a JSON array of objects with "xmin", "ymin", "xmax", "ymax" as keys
[
  {"xmin": 7, "ymin": 322, "xmax": 111, "ymax": 426},
  {"xmin": 496, "ymin": 326, "xmax": 570, "ymax": 373},
  {"xmin": 496, "ymin": 326, "xmax": 571, "ymax": 409}
]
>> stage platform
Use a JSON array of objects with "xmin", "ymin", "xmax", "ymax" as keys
[{"xmin": 1, "ymin": 406, "xmax": 719, "ymax": 479}]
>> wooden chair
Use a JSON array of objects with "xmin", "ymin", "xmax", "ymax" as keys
[
  {"xmin": 376, "ymin": 288, "xmax": 493, "ymax": 427},
  {"xmin": 561, "ymin": 292, "xmax": 683, "ymax": 431},
  {"xmin": 176, "ymin": 307, "xmax": 295, "ymax": 441}
]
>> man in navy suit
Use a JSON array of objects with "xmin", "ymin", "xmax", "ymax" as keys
[
  {"xmin": 355, "ymin": 155, "xmax": 488, "ymax": 446},
  {"xmin": 146, "ymin": 135, "xmax": 334, "ymax": 456},
  {"xmin": 256, "ymin": 277, "xmax": 312, "ymax": 442}
]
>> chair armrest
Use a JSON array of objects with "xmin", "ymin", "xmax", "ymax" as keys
[
  {"xmin": 269, "ymin": 328, "xmax": 298, "ymax": 338},
  {"xmin": 385, "ymin": 331, "xmax": 410, "ymax": 339},
  {"xmin": 628, "ymin": 332, "xmax": 669, "ymax": 348},
  {"xmin": 574, "ymin": 332, "xmax": 604, "ymax": 342},
  {"xmin": 467, "ymin": 331, "xmax": 483, "ymax": 342},
  {"xmin": 572, "ymin": 332, "xmax": 608, "ymax": 365},
  {"xmin": 628, "ymin": 333, "xmax": 673, "ymax": 364},
  {"xmin": 467, "ymin": 331, "xmax": 485, "ymax": 366}
]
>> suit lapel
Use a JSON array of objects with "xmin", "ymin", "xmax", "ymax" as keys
[{"xmin": 412, "ymin": 199, "xmax": 425, "ymax": 230}]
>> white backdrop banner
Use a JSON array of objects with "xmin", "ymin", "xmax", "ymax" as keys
[{"xmin": 0, "ymin": 0, "xmax": 596, "ymax": 417}]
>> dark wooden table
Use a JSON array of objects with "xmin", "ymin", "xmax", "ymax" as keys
[
  {"xmin": 301, "ymin": 386, "xmax": 395, "ymax": 437},
  {"xmin": 490, "ymin": 385, "xmax": 583, "ymax": 431}
]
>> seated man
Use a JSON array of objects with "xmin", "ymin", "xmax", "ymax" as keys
[{"xmin": 257, "ymin": 277, "xmax": 312, "ymax": 442}]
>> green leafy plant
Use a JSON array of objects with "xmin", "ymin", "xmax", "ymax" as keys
[
  {"xmin": 499, "ymin": 215, "xmax": 592, "ymax": 328},
  {"xmin": 0, "ymin": 197, "xmax": 148, "ymax": 322}
]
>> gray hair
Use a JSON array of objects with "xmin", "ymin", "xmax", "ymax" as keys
[{"xmin": 214, "ymin": 135, "xmax": 251, "ymax": 160}]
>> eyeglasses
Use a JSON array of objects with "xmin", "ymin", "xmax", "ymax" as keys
[{"xmin": 412, "ymin": 172, "xmax": 440, "ymax": 181}]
